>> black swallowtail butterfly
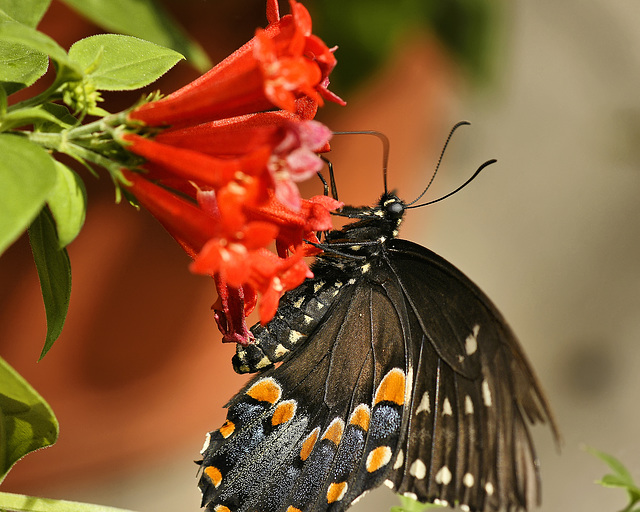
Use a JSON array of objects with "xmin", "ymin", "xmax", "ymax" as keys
[{"xmin": 198, "ymin": 124, "xmax": 559, "ymax": 512}]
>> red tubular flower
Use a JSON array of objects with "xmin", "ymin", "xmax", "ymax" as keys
[
  {"xmin": 121, "ymin": 0, "xmax": 344, "ymax": 345},
  {"xmin": 129, "ymin": 0, "xmax": 344, "ymax": 128},
  {"xmin": 124, "ymin": 165, "xmax": 342, "ymax": 344}
]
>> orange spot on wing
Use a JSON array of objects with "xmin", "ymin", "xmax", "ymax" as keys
[
  {"xmin": 246, "ymin": 378, "xmax": 281, "ymax": 404},
  {"xmin": 349, "ymin": 404, "xmax": 371, "ymax": 431},
  {"xmin": 322, "ymin": 418, "xmax": 344, "ymax": 445},
  {"xmin": 374, "ymin": 368, "xmax": 405, "ymax": 406},
  {"xmin": 300, "ymin": 427, "xmax": 319, "ymax": 461},
  {"xmin": 327, "ymin": 481, "xmax": 348, "ymax": 503},
  {"xmin": 365, "ymin": 446, "xmax": 392, "ymax": 472},
  {"xmin": 272, "ymin": 400, "xmax": 297, "ymax": 426},
  {"xmin": 219, "ymin": 420, "xmax": 235, "ymax": 438},
  {"xmin": 204, "ymin": 466, "xmax": 222, "ymax": 487},
  {"xmin": 286, "ymin": 507, "xmax": 302, "ymax": 512},
  {"xmin": 214, "ymin": 506, "xmax": 231, "ymax": 512}
]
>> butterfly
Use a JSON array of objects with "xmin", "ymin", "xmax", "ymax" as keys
[{"xmin": 198, "ymin": 123, "xmax": 559, "ymax": 512}]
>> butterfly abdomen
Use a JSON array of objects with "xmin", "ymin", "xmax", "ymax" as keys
[{"xmin": 233, "ymin": 269, "xmax": 354, "ymax": 374}]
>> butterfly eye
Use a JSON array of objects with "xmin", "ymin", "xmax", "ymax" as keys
[{"xmin": 386, "ymin": 201, "xmax": 404, "ymax": 219}]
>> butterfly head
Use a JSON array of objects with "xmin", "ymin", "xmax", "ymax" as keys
[{"xmin": 378, "ymin": 192, "xmax": 406, "ymax": 238}]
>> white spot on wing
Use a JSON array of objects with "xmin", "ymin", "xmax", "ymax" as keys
[
  {"xmin": 360, "ymin": 263, "xmax": 371, "ymax": 273},
  {"xmin": 393, "ymin": 449, "xmax": 404, "ymax": 470},
  {"xmin": 200, "ymin": 432, "xmax": 211, "ymax": 454},
  {"xmin": 463, "ymin": 473, "xmax": 475, "ymax": 488},
  {"xmin": 409, "ymin": 459, "xmax": 427, "ymax": 479},
  {"xmin": 313, "ymin": 281, "xmax": 325, "ymax": 292},
  {"xmin": 465, "ymin": 395, "xmax": 474, "ymax": 414},
  {"xmin": 405, "ymin": 366, "xmax": 413, "ymax": 396},
  {"xmin": 383, "ymin": 479, "xmax": 394, "ymax": 489},
  {"xmin": 485, "ymin": 482, "xmax": 495, "ymax": 495},
  {"xmin": 435, "ymin": 465, "xmax": 452, "ymax": 485},
  {"xmin": 403, "ymin": 492, "xmax": 418, "ymax": 501},
  {"xmin": 293, "ymin": 297, "xmax": 304, "ymax": 308},
  {"xmin": 416, "ymin": 391, "xmax": 430, "ymax": 414},
  {"xmin": 482, "ymin": 379, "xmax": 492, "ymax": 407},
  {"xmin": 465, "ymin": 324, "xmax": 480, "ymax": 355},
  {"xmin": 443, "ymin": 397, "xmax": 453, "ymax": 416}
]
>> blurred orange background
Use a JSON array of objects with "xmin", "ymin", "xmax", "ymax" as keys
[{"xmin": 2, "ymin": 1, "xmax": 640, "ymax": 511}]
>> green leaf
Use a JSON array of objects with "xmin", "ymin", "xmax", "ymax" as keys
[
  {"xmin": 0, "ymin": 8, "xmax": 15, "ymax": 22},
  {"xmin": 60, "ymin": 0, "xmax": 210, "ymax": 72},
  {"xmin": 586, "ymin": 446, "xmax": 634, "ymax": 483},
  {"xmin": 35, "ymin": 102, "xmax": 77, "ymax": 132},
  {"xmin": 47, "ymin": 161, "xmax": 86, "ymax": 247},
  {"xmin": 0, "ymin": 0, "xmax": 51, "ymax": 27},
  {"xmin": 0, "ymin": 491, "xmax": 139, "ymax": 512},
  {"xmin": 587, "ymin": 446, "xmax": 640, "ymax": 511},
  {"xmin": 0, "ymin": 356, "xmax": 58, "ymax": 483},
  {"xmin": 68, "ymin": 34, "xmax": 183, "ymax": 91},
  {"xmin": 0, "ymin": 134, "xmax": 57, "ymax": 255},
  {"xmin": 599, "ymin": 474, "xmax": 636, "ymax": 489},
  {"xmin": 0, "ymin": 21, "xmax": 81, "ymax": 78},
  {"xmin": 0, "ymin": 39, "xmax": 49, "ymax": 96},
  {"xmin": 28, "ymin": 208, "xmax": 71, "ymax": 360},
  {"xmin": 0, "ymin": 105, "xmax": 72, "ymax": 131}
]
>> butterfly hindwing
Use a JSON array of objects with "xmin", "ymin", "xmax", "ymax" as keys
[{"xmin": 201, "ymin": 273, "xmax": 414, "ymax": 512}]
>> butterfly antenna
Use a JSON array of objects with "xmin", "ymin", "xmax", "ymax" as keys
[
  {"xmin": 406, "ymin": 120, "xmax": 471, "ymax": 207},
  {"xmin": 333, "ymin": 131, "xmax": 390, "ymax": 193},
  {"xmin": 407, "ymin": 158, "xmax": 497, "ymax": 208}
]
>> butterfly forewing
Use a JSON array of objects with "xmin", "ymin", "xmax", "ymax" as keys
[{"xmin": 384, "ymin": 239, "xmax": 556, "ymax": 510}]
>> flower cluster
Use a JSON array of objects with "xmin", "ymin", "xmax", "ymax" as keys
[{"xmin": 121, "ymin": 0, "xmax": 344, "ymax": 344}]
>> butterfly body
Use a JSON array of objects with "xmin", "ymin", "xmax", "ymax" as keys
[{"xmin": 199, "ymin": 192, "xmax": 557, "ymax": 512}]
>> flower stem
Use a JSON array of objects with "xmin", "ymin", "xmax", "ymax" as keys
[
  {"xmin": 27, "ymin": 131, "xmax": 124, "ymax": 176},
  {"xmin": 6, "ymin": 75, "xmax": 67, "ymax": 113}
]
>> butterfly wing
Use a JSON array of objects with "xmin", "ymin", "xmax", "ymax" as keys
[
  {"xmin": 200, "ymin": 236, "xmax": 557, "ymax": 512},
  {"xmin": 382, "ymin": 238, "xmax": 559, "ymax": 511},
  {"xmin": 200, "ymin": 268, "xmax": 416, "ymax": 512}
]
